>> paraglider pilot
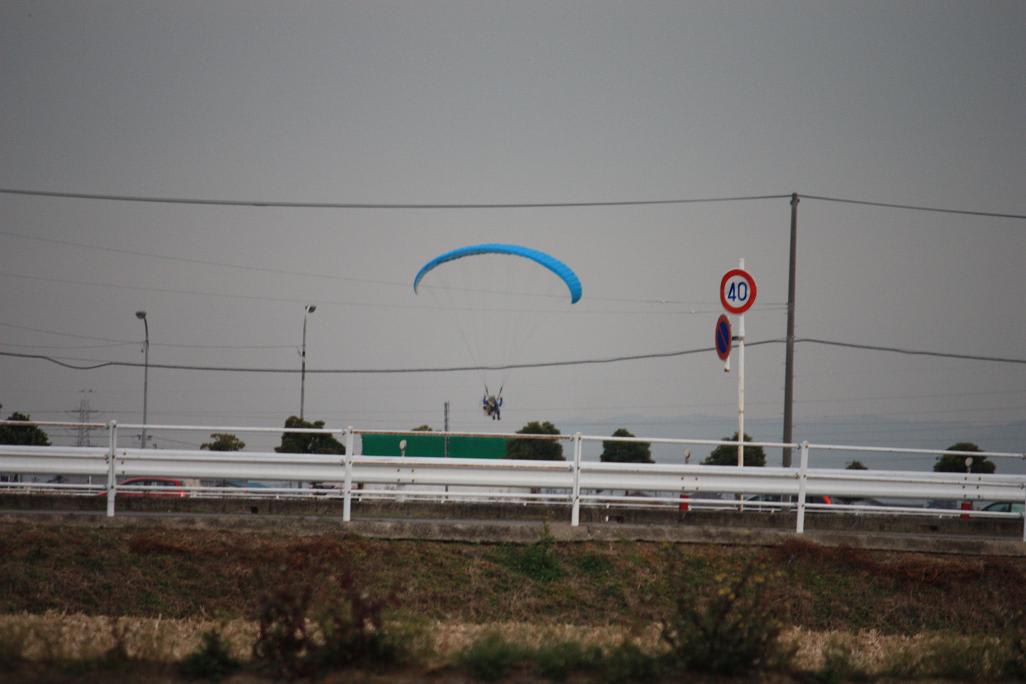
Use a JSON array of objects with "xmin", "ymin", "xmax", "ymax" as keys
[{"xmin": 482, "ymin": 391, "xmax": 503, "ymax": 420}]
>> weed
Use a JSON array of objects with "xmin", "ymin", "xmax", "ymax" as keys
[
  {"xmin": 179, "ymin": 631, "xmax": 239, "ymax": 682},
  {"xmin": 251, "ymin": 583, "xmax": 314, "ymax": 678},
  {"xmin": 572, "ymin": 552, "xmax": 613, "ymax": 576},
  {"xmin": 659, "ymin": 558, "xmax": 792, "ymax": 676},
  {"xmin": 251, "ymin": 569, "xmax": 407, "ymax": 678},
  {"xmin": 813, "ymin": 636, "xmax": 869, "ymax": 683},
  {"xmin": 533, "ymin": 640, "xmax": 603, "ymax": 681},
  {"xmin": 309, "ymin": 571, "xmax": 405, "ymax": 670},
  {"xmin": 458, "ymin": 632, "xmax": 528, "ymax": 681},
  {"xmin": 599, "ymin": 641, "xmax": 661, "ymax": 683},
  {"xmin": 492, "ymin": 527, "xmax": 563, "ymax": 582},
  {"xmin": 0, "ymin": 620, "xmax": 29, "ymax": 668},
  {"xmin": 994, "ymin": 604, "xmax": 1026, "ymax": 679}
]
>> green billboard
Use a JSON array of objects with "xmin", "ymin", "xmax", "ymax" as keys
[{"xmin": 361, "ymin": 433, "xmax": 507, "ymax": 459}]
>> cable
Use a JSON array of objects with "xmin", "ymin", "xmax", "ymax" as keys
[
  {"xmin": 0, "ymin": 353, "xmax": 117, "ymax": 370},
  {"xmin": 3, "ymin": 185, "xmax": 1023, "ymax": 219},
  {"xmin": 0, "ymin": 341, "xmax": 136, "ymax": 351},
  {"xmin": 0, "ymin": 321, "xmax": 294, "ymax": 350},
  {"xmin": 0, "ymin": 321, "xmax": 132, "ymax": 344},
  {"xmin": 0, "ymin": 269, "xmax": 771, "ymax": 317},
  {"xmin": 797, "ymin": 337, "xmax": 1026, "ymax": 365},
  {"xmin": 2, "ymin": 337, "xmax": 1023, "ymax": 374},
  {"xmin": 0, "ymin": 187, "xmax": 790, "ymax": 209},
  {"xmin": 0, "ymin": 229, "xmax": 407, "ymax": 289},
  {"xmin": 0, "ymin": 230, "xmax": 782, "ymax": 308},
  {"xmin": 0, "ymin": 340, "xmax": 783, "ymax": 374},
  {"xmin": 802, "ymin": 194, "xmax": 1026, "ymax": 220}
]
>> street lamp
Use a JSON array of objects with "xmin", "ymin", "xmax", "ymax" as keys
[
  {"xmin": 135, "ymin": 311, "xmax": 149, "ymax": 448},
  {"xmin": 300, "ymin": 305, "xmax": 316, "ymax": 420}
]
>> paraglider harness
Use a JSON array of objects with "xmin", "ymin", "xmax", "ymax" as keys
[{"xmin": 482, "ymin": 386, "xmax": 503, "ymax": 421}]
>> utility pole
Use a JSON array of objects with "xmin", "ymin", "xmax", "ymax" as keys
[
  {"xmin": 135, "ymin": 311, "xmax": 149, "ymax": 448},
  {"xmin": 300, "ymin": 304, "xmax": 316, "ymax": 420},
  {"xmin": 443, "ymin": 400, "xmax": 450, "ymax": 458},
  {"xmin": 782, "ymin": 193, "xmax": 799, "ymax": 467}
]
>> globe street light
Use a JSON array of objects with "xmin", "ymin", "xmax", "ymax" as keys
[
  {"xmin": 300, "ymin": 305, "xmax": 316, "ymax": 420},
  {"xmin": 135, "ymin": 311, "xmax": 149, "ymax": 448}
]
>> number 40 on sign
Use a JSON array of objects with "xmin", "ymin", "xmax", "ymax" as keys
[{"xmin": 720, "ymin": 268, "xmax": 757, "ymax": 315}]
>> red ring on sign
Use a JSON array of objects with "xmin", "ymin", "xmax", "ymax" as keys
[{"xmin": 720, "ymin": 268, "xmax": 757, "ymax": 314}]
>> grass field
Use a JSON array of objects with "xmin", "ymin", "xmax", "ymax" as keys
[{"xmin": 2, "ymin": 520, "xmax": 1025, "ymax": 681}]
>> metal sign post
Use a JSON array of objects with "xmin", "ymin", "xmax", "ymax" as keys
[
  {"xmin": 738, "ymin": 259, "xmax": 745, "ymax": 467},
  {"xmin": 720, "ymin": 261, "xmax": 757, "ymax": 467}
]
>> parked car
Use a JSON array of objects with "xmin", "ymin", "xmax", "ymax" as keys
[
  {"xmin": 982, "ymin": 501, "xmax": 1025, "ymax": 514},
  {"xmin": 203, "ymin": 479, "xmax": 272, "ymax": 489},
  {"xmin": 744, "ymin": 494, "xmax": 832, "ymax": 511},
  {"xmin": 102, "ymin": 476, "xmax": 200, "ymax": 497}
]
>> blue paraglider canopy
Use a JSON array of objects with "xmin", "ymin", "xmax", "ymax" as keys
[{"xmin": 413, "ymin": 243, "xmax": 582, "ymax": 304}]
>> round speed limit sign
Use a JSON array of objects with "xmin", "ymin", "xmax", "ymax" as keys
[{"xmin": 720, "ymin": 268, "xmax": 757, "ymax": 314}]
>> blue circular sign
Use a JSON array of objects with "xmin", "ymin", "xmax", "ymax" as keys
[{"xmin": 715, "ymin": 315, "xmax": 732, "ymax": 361}]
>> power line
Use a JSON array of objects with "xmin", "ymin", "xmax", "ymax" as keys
[
  {"xmin": 3, "ymin": 185, "xmax": 1024, "ymax": 219},
  {"xmin": 0, "ymin": 321, "xmax": 294, "ymax": 350},
  {"xmin": 0, "ymin": 321, "xmax": 131, "ymax": 344},
  {"xmin": 799, "ymin": 338, "xmax": 1026, "ymax": 365},
  {"xmin": 0, "ymin": 186, "xmax": 790, "ymax": 209},
  {"xmin": 0, "ymin": 341, "xmax": 135, "ymax": 351},
  {"xmin": 0, "ymin": 340, "xmax": 784, "ymax": 373},
  {"xmin": 0, "ymin": 229, "xmax": 766, "ymax": 308},
  {"xmin": 0, "ymin": 270, "xmax": 775, "ymax": 317},
  {"xmin": 2, "ymin": 337, "xmax": 1023, "ymax": 374},
  {"xmin": 803, "ymin": 194, "xmax": 1026, "ymax": 220}
]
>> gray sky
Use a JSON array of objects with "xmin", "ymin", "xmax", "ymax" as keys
[{"xmin": 1, "ymin": 1, "xmax": 1023, "ymax": 467}]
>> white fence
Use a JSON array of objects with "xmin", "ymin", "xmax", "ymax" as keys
[{"xmin": 1, "ymin": 420, "xmax": 1024, "ymax": 540}]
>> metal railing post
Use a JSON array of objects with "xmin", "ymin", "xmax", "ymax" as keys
[
  {"xmin": 106, "ymin": 421, "xmax": 118, "ymax": 518},
  {"xmin": 571, "ymin": 433, "xmax": 582, "ymax": 527},
  {"xmin": 343, "ymin": 427, "xmax": 354, "ymax": 523},
  {"xmin": 796, "ymin": 441, "xmax": 809, "ymax": 534}
]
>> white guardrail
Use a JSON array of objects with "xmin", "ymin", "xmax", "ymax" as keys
[{"xmin": 0, "ymin": 421, "xmax": 1024, "ymax": 540}]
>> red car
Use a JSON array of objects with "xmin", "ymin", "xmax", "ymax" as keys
[{"xmin": 104, "ymin": 477, "xmax": 199, "ymax": 497}]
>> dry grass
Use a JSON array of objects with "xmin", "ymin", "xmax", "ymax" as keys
[
  {"xmin": 0, "ymin": 611, "xmax": 1014, "ymax": 679},
  {"xmin": 0, "ymin": 612, "xmax": 256, "ymax": 662},
  {"xmin": 3, "ymin": 520, "xmax": 1026, "ymax": 679}
]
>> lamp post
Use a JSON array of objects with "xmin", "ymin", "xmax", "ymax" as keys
[
  {"xmin": 135, "ymin": 311, "xmax": 149, "ymax": 448},
  {"xmin": 300, "ymin": 305, "xmax": 316, "ymax": 420}
]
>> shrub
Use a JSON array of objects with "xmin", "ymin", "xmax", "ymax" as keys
[
  {"xmin": 251, "ymin": 570, "xmax": 405, "ymax": 678},
  {"xmin": 599, "ymin": 641, "xmax": 662, "ymax": 683},
  {"xmin": 458, "ymin": 632, "xmax": 528, "ymax": 681},
  {"xmin": 815, "ymin": 637, "xmax": 868, "ymax": 683},
  {"xmin": 493, "ymin": 527, "xmax": 563, "ymax": 582},
  {"xmin": 179, "ymin": 631, "xmax": 239, "ymax": 682},
  {"xmin": 996, "ymin": 605, "xmax": 1026, "ymax": 679},
  {"xmin": 310, "ymin": 571, "xmax": 404, "ymax": 670},
  {"xmin": 0, "ymin": 621, "xmax": 29, "ymax": 669},
  {"xmin": 533, "ymin": 640, "xmax": 602, "ymax": 681},
  {"xmin": 659, "ymin": 560, "xmax": 792, "ymax": 676},
  {"xmin": 252, "ymin": 584, "xmax": 314, "ymax": 678}
]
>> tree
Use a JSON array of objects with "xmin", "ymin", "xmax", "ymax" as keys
[
  {"xmin": 702, "ymin": 432, "xmax": 765, "ymax": 467},
  {"xmin": 201, "ymin": 433, "xmax": 246, "ymax": 451},
  {"xmin": 0, "ymin": 411, "xmax": 50, "ymax": 446},
  {"xmin": 846, "ymin": 460, "xmax": 868, "ymax": 470},
  {"xmin": 506, "ymin": 421, "xmax": 564, "ymax": 461},
  {"xmin": 411, "ymin": 425, "xmax": 433, "ymax": 432},
  {"xmin": 275, "ymin": 416, "xmax": 345, "ymax": 455},
  {"xmin": 933, "ymin": 442, "xmax": 994, "ymax": 474},
  {"xmin": 600, "ymin": 428, "xmax": 653, "ymax": 464}
]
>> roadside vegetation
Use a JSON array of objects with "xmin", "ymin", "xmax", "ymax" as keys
[{"xmin": 1, "ymin": 522, "xmax": 1025, "ymax": 681}]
